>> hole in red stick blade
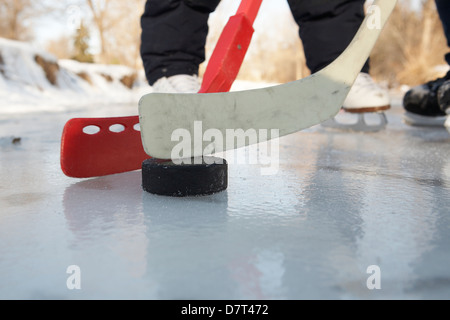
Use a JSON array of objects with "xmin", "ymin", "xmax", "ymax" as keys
[
  {"xmin": 82, "ymin": 125, "xmax": 101, "ymax": 135},
  {"xmin": 109, "ymin": 124, "xmax": 125, "ymax": 133}
]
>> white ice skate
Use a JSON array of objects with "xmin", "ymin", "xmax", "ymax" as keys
[
  {"xmin": 152, "ymin": 74, "xmax": 201, "ymax": 93},
  {"xmin": 321, "ymin": 72, "xmax": 390, "ymax": 132}
]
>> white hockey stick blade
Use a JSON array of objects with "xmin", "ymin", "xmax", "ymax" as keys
[{"xmin": 139, "ymin": 0, "xmax": 397, "ymax": 159}]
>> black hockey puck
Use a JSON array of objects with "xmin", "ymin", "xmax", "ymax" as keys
[{"xmin": 142, "ymin": 157, "xmax": 228, "ymax": 197}]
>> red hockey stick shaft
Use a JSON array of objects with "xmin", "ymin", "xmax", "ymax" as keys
[
  {"xmin": 60, "ymin": 0, "xmax": 262, "ymax": 178},
  {"xmin": 199, "ymin": 0, "xmax": 262, "ymax": 93}
]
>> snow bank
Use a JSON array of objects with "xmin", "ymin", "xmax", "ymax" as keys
[
  {"xmin": 0, "ymin": 38, "xmax": 150, "ymax": 114},
  {"xmin": 0, "ymin": 38, "xmax": 276, "ymax": 115}
]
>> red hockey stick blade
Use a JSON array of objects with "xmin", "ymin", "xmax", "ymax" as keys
[
  {"xmin": 61, "ymin": 116, "xmax": 148, "ymax": 178},
  {"xmin": 60, "ymin": 0, "xmax": 263, "ymax": 178}
]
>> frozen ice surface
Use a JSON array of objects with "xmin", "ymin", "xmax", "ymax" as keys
[{"xmin": 0, "ymin": 96, "xmax": 450, "ymax": 300}]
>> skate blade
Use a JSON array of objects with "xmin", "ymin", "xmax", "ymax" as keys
[
  {"xmin": 321, "ymin": 112, "xmax": 388, "ymax": 132},
  {"xmin": 403, "ymin": 112, "xmax": 447, "ymax": 127}
]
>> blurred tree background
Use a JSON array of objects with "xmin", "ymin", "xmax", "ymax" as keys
[
  {"xmin": 0, "ymin": 0, "xmax": 447, "ymax": 87},
  {"xmin": 370, "ymin": 0, "xmax": 448, "ymax": 87},
  {"xmin": 71, "ymin": 22, "xmax": 94, "ymax": 63}
]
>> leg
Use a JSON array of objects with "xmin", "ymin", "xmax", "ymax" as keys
[
  {"xmin": 287, "ymin": 0, "xmax": 389, "ymax": 131},
  {"xmin": 286, "ymin": 0, "xmax": 369, "ymax": 73},
  {"xmin": 435, "ymin": 0, "xmax": 450, "ymax": 63},
  {"xmin": 140, "ymin": 0, "xmax": 220, "ymax": 86}
]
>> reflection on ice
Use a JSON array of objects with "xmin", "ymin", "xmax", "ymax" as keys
[{"xmin": 1, "ymin": 101, "xmax": 450, "ymax": 299}]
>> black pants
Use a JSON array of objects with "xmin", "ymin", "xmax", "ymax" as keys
[
  {"xmin": 141, "ymin": 0, "xmax": 367, "ymax": 85},
  {"xmin": 436, "ymin": 0, "xmax": 450, "ymax": 65}
]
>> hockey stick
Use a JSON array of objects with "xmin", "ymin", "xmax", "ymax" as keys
[
  {"xmin": 139, "ymin": 0, "xmax": 397, "ymax": 159},
  {"xmin": 60, "ymin": 0, "xmax": 263, "ymax": 178}
]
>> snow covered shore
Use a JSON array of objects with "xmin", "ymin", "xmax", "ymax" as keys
[
  {"xmin": 0, "ymin": 38, "xmax": 150, "ymax": 114},
  {"xmin": 0, "ymin": 38, "xmax": 279, "ymax": 115}
]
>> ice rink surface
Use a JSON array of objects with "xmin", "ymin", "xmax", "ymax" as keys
[{"xmin": 1, "ymin": 94, "xmax": 449, "ymax": 300}]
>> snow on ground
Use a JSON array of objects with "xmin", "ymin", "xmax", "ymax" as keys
[
  {"xmin": 0, "ymin": 38, "xmax": 278, "ymax": 116},
  {"xmin": 0, "ymin": 38, "xmax": 151, "ymax": 114}
]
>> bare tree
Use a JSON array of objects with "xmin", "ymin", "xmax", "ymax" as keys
[
  {"xmin": 370, "ymin": 0, "xmax": 447, "ymax": 86},
  {"xmin": 85, "ymin": 0, "xmax": 111, "ymax": 62},
  {"xmin": 46, "ymin": 35, "xmax": 73, "ymax": 60},
  {"xmin": 0, "ymin": 0, "xmax": 34, "ymax": 40},
  {"xmin": 103, "ymin": 0, "xmax": 145, "ymax": 68},
  {"xmin": 0, "ymin": 0, "xmax": 57, "ymax": 41},
  {"xmin": 84, "ymin": 0, "xmax": 144, "ymax": 67}
]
